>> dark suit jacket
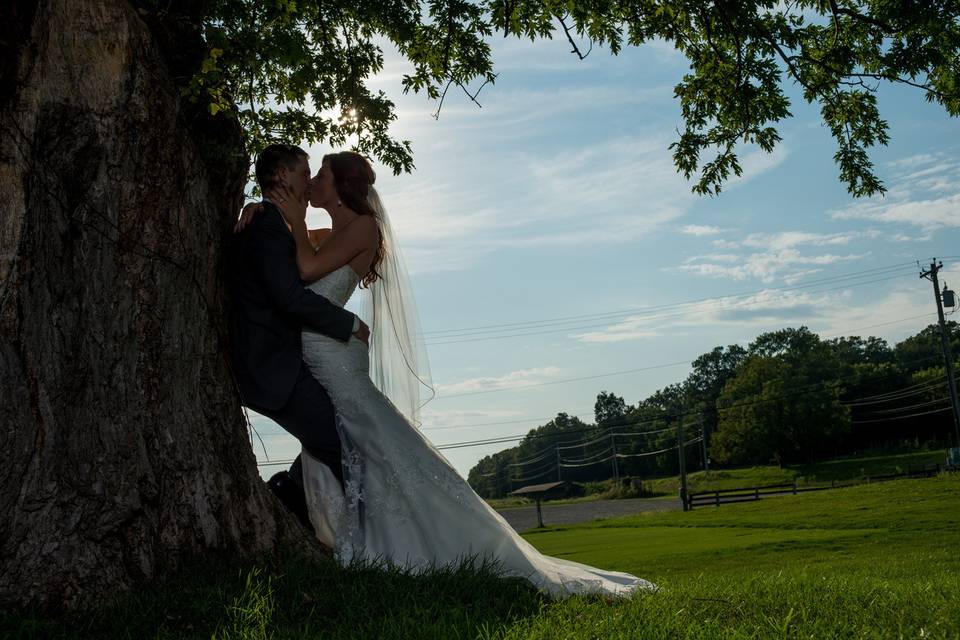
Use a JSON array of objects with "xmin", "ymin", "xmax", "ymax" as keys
[{"xmin": 228, "ymin": 201, "xmax": 355, "ymax": 411}]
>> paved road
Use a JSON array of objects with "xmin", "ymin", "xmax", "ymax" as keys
[{"xmin": 496, "ymin": 497, "xmax": 682, "ymax": 533}]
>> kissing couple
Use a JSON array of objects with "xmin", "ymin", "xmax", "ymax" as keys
[{"xmin": 228, "ymin": 144, "xmax": 654, "ymax": 598}]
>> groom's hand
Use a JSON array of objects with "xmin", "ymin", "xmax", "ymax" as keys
[
  {"xmin": 267, "ymin": 185, "xmax": 308, "ymax": 226},
  {"xmin": 352, "ymin": 319, "xmax": 370, "ymax": 345}
]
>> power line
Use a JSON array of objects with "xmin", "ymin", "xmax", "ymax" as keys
[
  {"xmin": 560, "ymin": 454, "xmax": 616, "ymax": 468},
  {"xmin": 867, "ymin": 396, "xmax": 950, "ymax": 415},
  {"xmin": 819, "ymin": 313, "xmax": 937, "ymax": 339},
  {"xmin": 616, "ymin": 444, "xmax": 682, "ymax": 459},
  {"xmin": 612, "ymin": 427, "xmax": 677, "ymax": 438},
  {"xmin": 432, "ymin": 312, "xmax": 938, "ymax": 403},
  {"xmin": 510, "ymin": 467, "xmax": 556, "ymax": 482},
  {"xmin": 421, "ymin": 257, "xmax": 957, "ymax": 342},
  {"xmin": 561, "ymin": 447, "xmax": 615, "ymax": 465},
  {"xmin": 848, "ymin": 374, "xmax": 948, "ymax": 401},
  {"xmin": 421, "ymin": 261, "xmax": 919, "ymax": 339},
  {"xmin": 559, "ymin": 437, "xmax": 703, "ymax": 468},
  {"xmin": 509, "ymin": 458, "xmax": 557, "ymax": 479},
  {"xmin": 843, "ymin": 376, "xmax": 948, "ymax": 406},
  {"xmin": 505, "ymin": 425, "xmax": 678, "ymax": 470},
  {"xmin": 425, "ymin": 271, "xmax": 919, "ymax": 346},
  {"xmin": 506, "ymin": 450, "xmax": 553, "ymax": 467},
  {"xmin": 557, "ymin": 431, "xmax": 617, "ymax": 451},
  {"xmin": 851, "ymin": 405, "xmax": 953, "ymax": 424}
]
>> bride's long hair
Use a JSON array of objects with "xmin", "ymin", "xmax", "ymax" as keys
[{"xmin": 323, "ymin": 151, "xmax": 385, "ymax": 288}]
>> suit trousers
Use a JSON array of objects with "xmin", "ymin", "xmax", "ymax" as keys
[{"xmin": 250, "ymin": 361, "xmax": 345, "ymax": 489}]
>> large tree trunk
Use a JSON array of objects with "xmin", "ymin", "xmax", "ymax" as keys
[{"xmin": 0, "ymin": 0, "xmax": 316, "ymax": 610}]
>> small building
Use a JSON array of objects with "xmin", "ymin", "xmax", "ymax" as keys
[{"xmin": 510, "ymin": 481, "xmax": 567, "ymax": 528}]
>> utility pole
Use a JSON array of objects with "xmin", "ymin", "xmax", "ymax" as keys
[
  {"xmin": 610, "ymin": 432, "xmax": 620, "ymax": 485},
  {"xmin": 677, "ymin": 413, "xmax": 689, "ymax": 511},
  {"xmin": 920, "ymin": 259, "xmax": 960, "ymax": 448},
  {"xmin": 555, "ymin": 443, "xmax": 562, "ymax": 482},
  {"xmin": 699, "ymin": 413, "xmax": 709, "ymax": 471}
]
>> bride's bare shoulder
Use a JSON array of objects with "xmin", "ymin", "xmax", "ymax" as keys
[{"xmin": 349, "ymin": 215, "xmax": 379, "ymax": 248}]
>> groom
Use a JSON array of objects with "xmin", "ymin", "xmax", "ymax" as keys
[{"xmin": 227, "ymin": 143, "xmax": 369, "ymax": 529}]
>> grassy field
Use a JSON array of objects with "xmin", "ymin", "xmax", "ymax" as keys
[
  {"xmin": 648, "ymin": 448, "xmax": 949, "ymax": 495},
  {"xmin": 4, "ymin": 474, "xmax": 957, "ymax": 639}
]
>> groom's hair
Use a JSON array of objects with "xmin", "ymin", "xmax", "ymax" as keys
[{"xmin": 255, "ymin": 144, "xmax": 309, "ymax": 190}]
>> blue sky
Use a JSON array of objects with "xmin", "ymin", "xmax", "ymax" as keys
[{"xmin": 252, "ymin": 32, "xmax": 960, "ymax": 480}]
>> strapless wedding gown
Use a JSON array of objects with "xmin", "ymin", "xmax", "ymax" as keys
[{"xmin": 298, "ymin": 265, "xmax": 655, "ymax": 598}]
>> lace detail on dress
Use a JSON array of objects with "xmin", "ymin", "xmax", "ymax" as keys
[{"xmin": 334, "ymin": 419, "xmax": 366, "ymax": 565}]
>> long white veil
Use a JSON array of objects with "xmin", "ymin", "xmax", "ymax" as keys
[{"xmin": 359, "ymin": 186, "xmax": 435, "ymax": 427}]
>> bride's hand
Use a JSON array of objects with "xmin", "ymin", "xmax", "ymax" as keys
[
  {"xmin": 266, "ymin": 185, "xmax": 308, "ymax": 227},
  {"xmin": 233, "ymin": 201, "xmax": 264, "ymax": 233}
]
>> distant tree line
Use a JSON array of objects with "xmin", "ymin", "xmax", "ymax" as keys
[{"xmin": 467, "ymin": 323, "xmax": 959, "ymax": 498}]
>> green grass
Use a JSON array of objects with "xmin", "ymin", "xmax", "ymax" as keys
[{"xmin": 4, "ymin": 475, "xmax": 958, "ymax": 639}]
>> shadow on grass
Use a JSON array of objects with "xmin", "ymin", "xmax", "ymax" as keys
[{"xmin": 1, "ymin": 552, "xmax": 550, "ymax": 640}]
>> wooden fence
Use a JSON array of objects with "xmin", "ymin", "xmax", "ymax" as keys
[{"xmin": 685, "ymin": 463, "xmax": 944, "ymax": 510}]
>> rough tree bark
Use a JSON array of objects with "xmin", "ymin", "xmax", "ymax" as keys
[{"xmin": 0, "ymin": 0, "xmax": 317, "ymax": 610}]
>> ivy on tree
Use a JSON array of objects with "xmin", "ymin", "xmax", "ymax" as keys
[{"xmin": 146, "ymin": 0, "xmax": 959, "ymax": 194}]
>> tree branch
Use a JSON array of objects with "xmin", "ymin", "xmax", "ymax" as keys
[
  {"xmin": 558, "ymin": 14, "xmax": 592, "ymax": 60},
  {"xmin": 833, "ymin": 6, "xmax": 894, "ymax": 33},
  {"xmin": 432, "ymin": 78, "xmax": 454, "ymax": 120}
]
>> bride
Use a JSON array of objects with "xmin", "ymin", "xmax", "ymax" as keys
[{"xmin": 238, "ymin": 151, "xmax": 654, "ymax": 599}]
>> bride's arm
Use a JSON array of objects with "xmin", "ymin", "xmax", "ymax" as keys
[
  {"xmin": 288, "ymin": 217, "xmax": 377, "ymax": 282},
  {"xmin": 307, "ymin": 228, "xmax": 331, "ymax": 250}
]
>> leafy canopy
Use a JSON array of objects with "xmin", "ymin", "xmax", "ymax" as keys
[{"xmin": 155, "ymin": 0, "xmax": 960, "ymax": 194}]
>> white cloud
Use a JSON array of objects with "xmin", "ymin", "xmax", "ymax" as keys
[
  {"xmin": 831, "ymin": 192, "xmax": 960, "ymax": 229},
  {"xmin": 889, "ymin": 232, "xmax": 933, "ymax": 243},
  {"xmin": 574, "ymin": 288, "xmax": 846, "ymax": 343},
  {"xmin": 419, "ymin": 408, "xmax": 528, "ymax": 432},
  {"xmin": 830, "ymin": 151, "xmax": 960, "ymax": 230},
  {"xmin": 887, "ymin": 153, "xmax": 939, "ymax": 170},
  {"xmin": 436, "ymin": 366, "xmax": 564, "ymax": 395},
  {"xmin": 683, "ymin": 253, "xmax": 739, "ymax": 263},
  {"xmin": 676, "ymin": 229, "xmax": 876, "ymax": 284},
  {"xmin": 680, "ymin": 249, "xmax": 865, "ymax": 283},
  {"xmin": 737, "ymin": 230, "xmax": 862, "ymax": 250},
  {"xmin": 679, "ymin": 224, "xmax": 728, "ymax": 236}
]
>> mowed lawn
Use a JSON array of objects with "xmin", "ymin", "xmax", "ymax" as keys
[
  {"xmin": 5, "ymin": 475, "xmax": 958, "ymax": 639},
  {"xmin": 514, "ymin": 474, "xmax": 960, "ymax": 639}
]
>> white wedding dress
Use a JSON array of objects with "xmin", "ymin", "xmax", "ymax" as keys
[{"xmin": 298, "ymin": 264, "xmax": 655, "ymax": 599}]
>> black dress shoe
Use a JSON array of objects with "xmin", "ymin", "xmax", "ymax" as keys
[{"xmin": 267, "ymin": 470, "xmax": 315, "ymax": 533}]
